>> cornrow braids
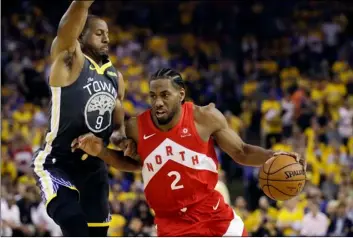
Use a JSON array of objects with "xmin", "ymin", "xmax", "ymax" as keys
[
  {"xmin": 151, "ymin": 68, "xmax": 185, "ymax": 89},
  {"xmin": 150, "ymin": 68, "xmax": 186, "ymax": 103}
]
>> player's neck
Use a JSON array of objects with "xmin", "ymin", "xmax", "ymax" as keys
[
  {"xmin": 84, "ymin": 52, "xmax": 104, "ymax": 66},
  {"xmin": 155, "ymin": 108, "xmax": 182, "ymax": 132}
]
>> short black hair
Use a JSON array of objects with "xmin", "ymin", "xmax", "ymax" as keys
[
  {"xmin": 150, "ymin": 68, "xmax": 185, "ymax": 89},
  {"xmin": 81, "ymin": 14, "xmax": 101, "ymax": 37},
  {"xmin": 150, "ymin": 68, "xmax": 186, "ymax": 103}
]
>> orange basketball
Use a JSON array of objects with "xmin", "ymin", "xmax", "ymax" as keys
[{"xmin": 258, "ymin": 154, "xmax": 306, "ymax": 201}]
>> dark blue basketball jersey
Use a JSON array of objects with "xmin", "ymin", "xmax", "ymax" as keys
[{"xmin": 33, "ymin": 55, "xmax": 120, "ymax": 167}]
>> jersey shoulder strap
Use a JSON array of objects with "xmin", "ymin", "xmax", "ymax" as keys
[
  {"xmin": 104, "ymin": 66, "xmax": 119, "ymax": 91},
  {"xmin": 137, "ymin": 109, "xmax": 152, "ymax": 138}
]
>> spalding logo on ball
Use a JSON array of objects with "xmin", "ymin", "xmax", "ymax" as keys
[{"xmin": 258, "ymin": 154, "xmax": 306, "ymax": 201}]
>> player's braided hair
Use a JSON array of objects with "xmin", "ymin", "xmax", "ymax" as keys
[{"xmin": 150, "ymin": 68, "xmax": 186, "ymax": 103}]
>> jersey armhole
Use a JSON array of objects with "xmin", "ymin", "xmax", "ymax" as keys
[
  {"xmin": 187, "ymin": 103, "xmax": 209, "ymax": 147},
  {"xmin": 136, "ymin": 115, "xmax": 145, "ymax": 156}
]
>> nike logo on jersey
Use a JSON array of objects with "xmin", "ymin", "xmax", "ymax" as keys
[
  {"xmin": 87, "ymin": 77, "xmax": 94, "ymax": 83},
  {"xmin": 107, "ymin": 71, "xmax": 117, "ymax": 77},
  {"xmin": 213, "ymin": 198, "xmax": 220, "ymax": 210},
  {"xmin": 143, "ymin": 133, "xmax": 156, "ymax": 140}
]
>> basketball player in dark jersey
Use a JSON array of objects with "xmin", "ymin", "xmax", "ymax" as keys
[{"xmin": 31, "ymin": 1, "xmax": 136, "ymax": 236}]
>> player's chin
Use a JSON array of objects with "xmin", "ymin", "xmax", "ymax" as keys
[
  {"xmin": 156, "ymin": 114, "xmax": 169, "ymax": 125},
  {"xmin": 99, "ymin": 50, "xmax": 109, "ymax": 58}
]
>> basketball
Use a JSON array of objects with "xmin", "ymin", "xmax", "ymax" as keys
[{"xmin": 258, "ymin": 154, "xmax": 306, "ymax": 201}]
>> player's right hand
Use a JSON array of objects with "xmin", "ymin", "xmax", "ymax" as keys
[{"xmin": 71, "ymin": 133, "xmax": 103, "ymax": 157}]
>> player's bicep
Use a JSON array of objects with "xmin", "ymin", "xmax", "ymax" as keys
[
  {"xmin": 56, "ymin": 1, "xmax": 93, "ymax": 53},
  {"xmin": 117, "ymin": 72, "xmax": 125, "ymax": 101},
  {"xmin": 125, "ymin": 117, "xmax": 138, "ymax": 143},
  {"xmin": 113, "ymin": 99, "xmax": 124, "ymax": 129},
  {"xmin": 213, "ymin": 126, "xmax": 245, "ymax": 159},
  {"xmin": 112, "ymin": 73, "xmax": 125, "ymax": 127},
  {"xmin": 204, "ymin": 105, "xmax": 245, "ymax": 158}
]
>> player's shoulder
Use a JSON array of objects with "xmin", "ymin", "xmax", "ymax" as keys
[
  {"xmin": 126, "ymin": 116, "xmax": 138, "ymax": 127},
  {"xmin": 194, "ymin": 103, "xmax": 225, "ymax": 122},
  {"xmin": 193, "ymin": 103, "xmax": 227, "ymax": 128}
]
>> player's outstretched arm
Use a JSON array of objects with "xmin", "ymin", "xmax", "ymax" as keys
[
  {"xmin": 71, "ymin": 133, "xmax": 141, "ymax": 172},
  {"xmin": 51, "ymin": 0, "xmax": 94, "ymax": 59},
  {"xmin": 200, "ymin": 104, "xmax": 275, "ymax": 167}
]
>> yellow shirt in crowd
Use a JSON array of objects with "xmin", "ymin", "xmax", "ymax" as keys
[
  {"xmin": 277, "ymin": 207, "xmax": 304, "ymax": 236},
  {"xmin": 261, "ymin": 100, "xmax": 282, "ymax": 134},
  {"xmin": 108, "ymin": 214, "xmax": 127, "ymax": 237}
]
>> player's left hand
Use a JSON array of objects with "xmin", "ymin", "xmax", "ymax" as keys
[
  {"xmin": 110, "ymin": 131, "xmax": 138, "ymax": 159},
  {"xmin": 71, "ymin": 133, "xmax": 103, "ymax": 157},
  {"xmin": 119, "ymin": 138, "xmax": 138, "ymax": 159},
  {"xmin": 273, "ymin": 151, "xmax": 307, "ymax": 171}
]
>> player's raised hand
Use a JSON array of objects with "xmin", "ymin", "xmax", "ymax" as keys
[
  {"xmin": 273, "ymin": 151, "xmax": 307, "ymax": 171},
  {"xmin": 71, "ymin": 133, "xmax": 103, "ymax": 157}
]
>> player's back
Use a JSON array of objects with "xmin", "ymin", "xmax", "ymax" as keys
[{"xmin": 137, "ymin": 102, "xmax": 244, "ymax": 236}]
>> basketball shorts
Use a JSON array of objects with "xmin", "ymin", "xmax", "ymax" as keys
[
  {"xmin": 154, "ymin": 190, "xmax": 247, "ymax": 236},
  {"xmin": 32, "ymin": 153, "xmax": 111, "ymax": 228}
]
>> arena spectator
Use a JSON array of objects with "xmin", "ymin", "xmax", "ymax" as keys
[{"xmin": 300, "ymin": 200, "xmax": 329, "ymax": 236}]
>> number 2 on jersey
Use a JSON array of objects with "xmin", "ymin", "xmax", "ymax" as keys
[{"xmin": 168, "ymin": 171, "xmax": 184, "ymax": 190}]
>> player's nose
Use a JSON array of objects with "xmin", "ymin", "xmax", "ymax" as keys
[
  {"xmin": 102, "ymin": 34, "xmax": 109, "ymax": 44},
  {"xmin": 155, "ymin": 97, "xmax": 164, "ymax": 107}
]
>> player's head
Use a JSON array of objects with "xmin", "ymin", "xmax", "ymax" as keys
[
  {"xmin": 149, "ymin": 68, "xmax": 186, "ymax": 125},
  {"xmin": 79, "ymin": 15, "xmax": 109, "ymax": 61}
]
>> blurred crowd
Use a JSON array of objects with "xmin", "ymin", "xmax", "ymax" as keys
[{"xmin": 1, "ymin": 1, "xmax": 353, "ymax": 237}]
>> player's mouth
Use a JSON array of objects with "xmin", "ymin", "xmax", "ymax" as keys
[
  {"xmin": 101, "ymin": 46, "xmax": 109, "ymax": 52},
  {"xmin": 155, "ymin": 109, "xmax": 167, "ymax": 118}
]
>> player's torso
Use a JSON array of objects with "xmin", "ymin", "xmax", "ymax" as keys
[
  {"xmin": 42, "ymin": 56, "xmax": 119, "ymax": 164},
  {"xmin": 137, "ymin": 102, "xmax": 219, "ymax": 214}
]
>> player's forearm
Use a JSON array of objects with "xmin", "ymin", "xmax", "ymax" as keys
[
  {"xmin": 234, "ymin": 144, "xmax": 274, "ymax": 167},
  {"xmin": 97, "ymin": 147, "xmax": 141, "ymax": 172},
  {"xmin": 57, "ymin": 1, "xmax": 94, "ymax": 47}
]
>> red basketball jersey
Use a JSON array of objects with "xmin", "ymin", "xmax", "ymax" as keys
[{"xmin": 137, "ymin": 102, "xmax": 219, "ymax": 214}]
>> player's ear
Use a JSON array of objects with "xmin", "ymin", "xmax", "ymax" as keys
[{"xmin": 179, "ymin": 88, "xmax": 185, "ymax": 103}]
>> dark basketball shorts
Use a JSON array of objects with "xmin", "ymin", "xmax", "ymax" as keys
[{"xmin": 32, "ymin": 151, "xmax": 111, "ymax": 228}]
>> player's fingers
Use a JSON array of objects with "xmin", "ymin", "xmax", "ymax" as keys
[
  {"xmin": 300, "ymin": 158, "xmax": 307, "ymax": 170},
  {"xmin": 124, "ymin": 146, "xmax": 133, "ymax": 157},
  {"xmin": 71, "ymin": 138, "xmax": 79, "ymax": 152},
  {"xmin": 71, "ymin": 138, "xmax": 78, "ymax": 147},
  {"xmin": 71, "ymin": 144, "xmax": 80, "ymax": 153}
]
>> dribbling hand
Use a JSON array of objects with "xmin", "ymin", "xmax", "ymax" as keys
[
  {"xmin": 273, "ymin": 151, "xmax": 307, "ymax": 171},
  {"xmin": 71, "ymin": 133, "xmax": 103, "ymax": 157}
]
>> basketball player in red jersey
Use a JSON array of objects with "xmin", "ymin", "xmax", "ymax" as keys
[{"xmin": 72, "ymin": 68, "xmax": 305, "ymax": 236}]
